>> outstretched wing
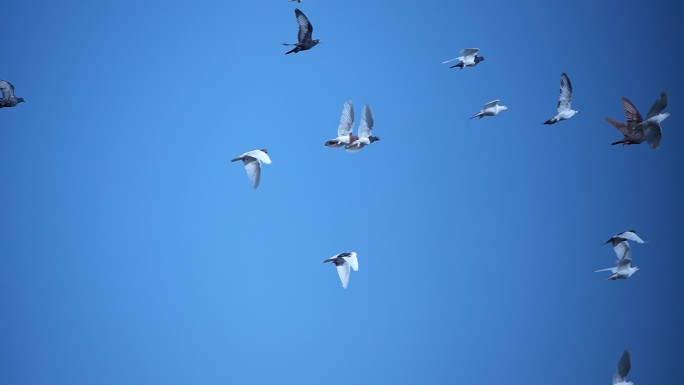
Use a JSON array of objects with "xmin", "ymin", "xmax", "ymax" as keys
[
  {"xmin": 618, "ymin": 231, "xmax": 644, "ymax": 244},
  {"xmin": 336, "ymin": 262, "xmax": 351, "ymax": 288},
  {"xmin": 343, "ymin": 252, "xmax": 358, "ymax": 271},
  {"xmin": 243, "ymin": 158, "xmax": 262, "ymax": 189},
  {"xmin": 358, "ymin": 105, "xmax": 374, "ymax": 139},
  {"xmin": 295, "ymin": 9, "xmax": 313, "ymax": 43},
  {"xmin": 557, "ymin": 73, "xmax": 573, "ymax": 112},
  {"xmin": 646, "ymin": 91, "xmax": 668, "ymax": 119},
  {"xmin": 613, "ymin": 350, "xmax": 631, "ymax": 384},
  {"xmin": 483, "ymin": 99, "xmax": 500, "ymax": 109},
  {"xmin": 338, "ymin": 101, "xmax": 355, "ymax": 137},
  {"xmin": 621, "ymin": 97, "xmax": 643, "ymax": 126},
  {"xmin": 461, "ymin": 48, "xmax": 479, "ymax": 57},
  {"xmin": 644, "ymin": 123, "xmax": 662, "ymax": 149},
  {"xmin": 605, "ymin": 117, "xmax": 630, "ymax": 135},
  {"xmin": 0, "ymin": 80, "xmax": 16, "ymax": 99}
]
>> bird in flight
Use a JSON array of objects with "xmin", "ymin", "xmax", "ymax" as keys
[
  {"xmin": 604, "ymin": 230, "xmax": 645, "ymax": 246},
  {"xmin": 283, "ymin": 9, "xmax": 321, "ymax": 55},
  {"xmin": 324, "ymin": 252, "xmax": 359, "ymax": 288},
  {"xmin": 325, "ymin": 101, "xmax": 356, "ymax": 148},
  {"xmin": 442, "ymin": 48, "xmax": 485, "ymax": 69},
  {"xmin": 231, "ymin": 149, "xmax": 272, "ymax": 189},
  {"xmin": 345, "ymin": 104, "xmax": 380, "ymax": 152},
  {"xmin": 595, "ymin": 240, "xmax": 639, "ymax": 281},
  {"xmin": 0, "ymin": 80, "xmax": 26, "ymax": 108},
  {"xmin": 544, "ymin": 73, "xmax": 578, "ymax": 124},
  {"xmin": 471, "ymin": 99, "xmax": 507, "ymax": 119}
]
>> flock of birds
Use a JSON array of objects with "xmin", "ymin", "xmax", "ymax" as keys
[{"xmin": 0, "ymin": 3, "xmax": 671, "ymax": 384}]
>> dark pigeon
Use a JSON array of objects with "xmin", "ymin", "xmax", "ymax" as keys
[
  {"xmin": 0, "ymin": 80, "xmax": 25, "ymax": 108},
  {"xmin": 606, "ymin": 97, "xmax": 646, "ymax": 146},
  {"xmin": 282, "ymin": 9, "xmax": 321, "ymax": 55}
]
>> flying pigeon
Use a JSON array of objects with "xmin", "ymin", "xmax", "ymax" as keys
[
  {"xmin": 544, "ymin": 73, "xmax": 578, "ymax": 124},
  {"xmin": 637, "ymin": 91, "xmax": 669, "ymax": 150},
  {"xmin": 323, "ymin": 252, "xmax": 359, "ymax": 288},
  {"xmin": 0, "ymin": 80, "xmax": 25, "ymax": 108},
  {"xmin": 606, "ymin": 97, "xmax": 647, "ymax": 147},
  {"xmin": 470, "ymin": 99, "xmax": 507, "ymax": 119},
  {"xmin": 325, "ymin": 101, "xmax": 355, "ymax": 148},
  {"xmin": 231, "ymin": 149, "xmax": 272, "ymax": 189},
  {"xmin": 345, "ymin": 104, "xmax": 380, "ymax": 152},
  {"xmin": 283, "ymin": 9, "xmax": 321, "ymax": 54},
  {"xmin": 604, "ymin": 230, "xmax": 645, "ymax": 246},
  {"xmin": 595, "ymin": 240, "xmax": 639, "ymax": 281},
  {"xmin": 612, "ymin": 350, "xmax": 633, "ymax": 385},
  {"xmin": 442, "ymin": 48, "xmax": 485, "ymax": 69}
]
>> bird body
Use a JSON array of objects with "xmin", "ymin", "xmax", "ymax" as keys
[
  {"xmin": 283, "ymin": 9, "xmax": 320, "ymax": 54},
  {"xmin": 0, "ymin": 80, "xmax": 25, "ymax": 108},
  {"xmin": 471, "ymin": 99, "xmax": 507, "ymax": 119},
  {"xmin": 345, "ymin": 104, "xmax": 379, "ymax": 152},
  {"xmin": 231, "ymin": 149, "xmax": 271, "ymax": 189},
  {"xmin": 443, "ymin": 48, "xmax": 484, "ymax": 69},
  {"xmin": 324, "ymin": 252, "xmax": 359, "ymax": 288},
  {"xmin": 544, "ymin": 73, "xmax": 578, "ymax": 124}
]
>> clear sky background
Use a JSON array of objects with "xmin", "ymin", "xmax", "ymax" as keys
[{"xmin": 2, "ymin": 1, "xmax": 683, "ymax": 384}]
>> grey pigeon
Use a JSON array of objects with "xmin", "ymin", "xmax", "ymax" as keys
[
  {"xmin": 231, "ymin": 149, "xmax": 272, "ymax": 189},
  {"xmin": 613, "ymin": 350, "xmax": 633, "ymax": 385},
  {"xmin": 595, "ymin": 240, "xmax": 639, "ymax": 281},
  {"xmin": 283, "ymin": 9, "xmax": 321, "ymax": 55},
  {"xmin": 544, "ymin": 73, "xmax": 578, "ymax": 124},
  {"xmin": 0, "ymin": 80, "xmax": 25, "ymax": 108}
]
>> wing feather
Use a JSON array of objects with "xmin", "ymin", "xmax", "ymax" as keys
[
  {"xmin": 613, "ymin": 350, "xmax": 631, "ymax": 384},
  {"xmin": 338, "ymin": 101, "xmax": 354, "ymax": 137},
  {"xmin": 336, "ymin": 262, "xmax": 351, "ymax": 288},
  {"xmin": 358, "ymin": 105, "xmax": 374, "ymax": 138},
  {"xmin": 646, "ymin": 91, "xmax": 668, "ymax": 119},
  {"xmin": 621, "ymin": 97, "xmax": 643, "ymax": 125},
  {"xmin": 557, "ymin": 73, "xmax": 573, "ymax": 112},
  {"xmin": 295, "ymin": 9, "xmax": 313, "ymax": 43},
  {"xmin": 243, "ymin": 158, "xmax": 262, "ymax": 189}
]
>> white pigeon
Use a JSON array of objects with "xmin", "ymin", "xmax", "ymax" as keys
[
  {"xmin": 345, "ymin": 105, "xmax": 380, "ymax": 152},
  {"xmin": 544, "ymin": 73, "xmax": 578, "ymax": 124},
  {"xmin": 604, "ymin": 230, "xmax": 645, "ymax": 246},
  {"xmin": 231, "ymin": 149, "xmax": 272, "ymax": 189},
  {"xmin": 637, "ymin": 91, "xmax": 669, "ymax": 150},
  {"xmin": 442, "ymin": 48, "xmax": 485, "ymax": 69},
  {"xmin": 470, "ymin": 99, "xmax": 508, "ymax": 119},
  {"xmin": 324, "ymin": 101, "xmax": 355, "ymax": 147},
  {"xmin": 613, "ymin": 350, "xmax": 633, "ymax": 385},
  {"xmin": 323, "ymin": 252, "xmax": 359, "ymax": 288},
  {"xmin": 596, "ymin": 240, "xmax": 639, "ymax": 281}
]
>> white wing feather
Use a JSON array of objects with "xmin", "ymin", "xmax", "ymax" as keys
[
  {"xmin": 557, "ymin": 73, "xmax": 573, "ymax": 113},
  {"xmin": 338, "ymin": 101, "xmax": 355, "ymax": 137},
  {"xmin": 243, "ymin": 159, "xmax": 262, "ymax": 189},
  {"xmin": 344, "ymin": 252, "xmax": 358, "ymax": 271},
  {"xmin": 358, "ymin": 105, "xmax": 374, "ymax": 139},
  {"xmin": 336, "ymin": 263, "xmax": 351, "ymax": 288}
]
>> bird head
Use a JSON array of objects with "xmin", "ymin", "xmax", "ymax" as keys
[
  {"xmin": 501, "ymin": 106, "xmax": 508, "ymax": 111},
  {"xmin": 369, "ymin": 136, "xmax": 380, "ymax": 143},
  {"xmin": 314, "ymin": 39, "xmax": 321, "ymax": 45},
  {"xmin": 18, "ymin": 98, "xmax": 25, "ymax": 104}
]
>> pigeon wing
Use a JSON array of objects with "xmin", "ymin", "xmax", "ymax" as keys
[
  {"xmin": 483, "ymin": 99, "xmax": 500, "ymax": 109},
  {"xmin": 336, "ymin": 262, "xmax": 351, "ymax": 288},
  {"xmin": 557, "ymin": 73, "xmax": 573, "ymax": 112},
  {"xmin": 358, "ymin": 105, "xmax": 374, "ymax": 139},
  {"xmin": 613, "ymin": 350, "xmax": 631, "ymax": 384},
  {"xmin": 612, "ymin": 241, "xmax": 631, "ymax": 261},
  {"xmin": 619, "ymin": 231, "xmax": 645, "ymax": 244},
  {"xmin": 338, "ymin": 101, "xmax": 355, "ymax": 137},
  {"xmin": 0, "ymin": 80, "xmax": 15, "ymax": 99},
  {"xmin": 605, "ymin": 117, "xmax": 630, "ymax": 135},
  {"xmin": 646, "ymin": 92, "xmax": 668, "ymax": 119},
  {"xmin": 243, "ymin": 158, "xmax": 262, "ymax": 189},
  {"xmin": 461, "ymin": 48, "xmax": 479, "ymax": 57},
  {"xmin": 644, "ymin": 123, "xmax": 662, "ymax": 149},
  {"xmin": 295, "ymin": 9, "xmax": 313, "ymax": 43},
  {"xmin": 621, "ymin": 97, "xmax": 643, "ymax": 125},
  {"xmin": 343, "ymin": 252, "xmax": 358, "ymax": 271}
]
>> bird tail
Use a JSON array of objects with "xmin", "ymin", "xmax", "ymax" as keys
[
  {"xmin": 543, "ymin": 118, "xmax": 556, "ymax": 125},
  {"xmin": 230, "ymin": 157, "xmax": 242, "ymax": 162},
  {"xmin": 450, "ymin": 63, "xmax": 464, "ymax": 69},
  {"xmin": 469, "ymin": 113, "xmax": 480, "ymax": 120},
  {"xmin": 611, "ymin": 139, "xmax": 626, "ymax": 146}
]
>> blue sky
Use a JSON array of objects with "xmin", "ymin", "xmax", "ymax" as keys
[{"xmin": 1, "ymin": 1, "xmax": 683, "ymax": 384}]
